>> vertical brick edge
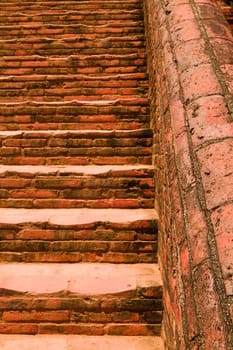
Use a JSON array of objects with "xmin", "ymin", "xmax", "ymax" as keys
[{"xmin": 144, "ymin": 0, "xmax": 233, "ymax": 349}]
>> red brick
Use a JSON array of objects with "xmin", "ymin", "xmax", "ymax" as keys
[
  {"xmin": 170, "ymin": 19, "xmax": 201, "ymax": 45},
  {"xmin": 203, "ymin": 19, "xmax": 233, "ymax": 41},
  {"xmin": 211, "ymin": 204, "xmax": 233, "ymax": 296},
  {"xmin": 3, "ymin": 311, "xmax": 69, "ymax": 323},
  {"xmin": 175, "ymin": 131, "xmax": 195, "ymax": 189},
  {"xmin": 175, "ymin": 39, "xmax": 210, "ymax": 73},
  {"xmin": 197, "ymin": 139, "xmax": 233, "ymax": 209},
  {"xmin": 105, "ymin": 323, "xmax": 161, "ymax": 336},
  {"xmin": 184, "ymin": 187, "xmax": 210, "ymax": 266},
  {"xmin": 169, "ymin": 4, "xmax": 195, "ymax": 27},
  {"xmin": 210, "ymin": 38, "xmax": 233, "ymax": 65},
  {"xmin": 39, "ymin": 323, "xmax": 105, "ymax": 335},
  {"xmin": 187, "ymin": 95, "xmax": 232, "ymax": 147},
  {"xmin": 180, "ymin": 64, "xmax": 221, "ymax": 103},
  {"xmin": 194, "ymin": 262, "xmax": 227, "ymax": 350},
  {"xmin": 180, "ymin": 241, "xmax": 199, "ymax": 340},
  {"xmin": 0, "ymin": 323, "xmax": 38, "ymax": 334},
  {"xmin": 18, "ymin": 229, "xmax": 55, "ymax": 240}
]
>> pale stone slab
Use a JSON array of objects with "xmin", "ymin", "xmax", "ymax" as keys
[
  {"xmin": 0, "ymin": 335, "xmax": 164, "ymax": 350},
  {"xmin": 0, "ymin": 263, "xmax": 162, "ymax": 295},
  {"xmin": 0, "ymin": 208, "xmax": 158, "ymax": 225},
  {"xmin": 0, "ymin": 164, "xmax": 153, "ymax": 175}
]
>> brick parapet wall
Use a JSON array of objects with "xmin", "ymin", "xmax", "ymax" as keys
[{"xmin": 143, "ymin": 0, "xmax": 233, "ymax": 349}]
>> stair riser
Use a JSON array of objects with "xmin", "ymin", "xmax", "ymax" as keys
[
  {"xmin": 0, "ymin": 27, "xmax": 145, "ymax": 38},
  {"xmin": 0, "ymin": 57, "xmax": 146, "ymax": 68},
  {"xmin": 0, "ymin": 101, "xmax": 149, "ymax": 131},
  {"xmin": 0, "ymin": 170, "xmax": 154, "ymax": 191},
  {"xmin": 0, "ymin": 220, "xmax": 157, "ymax": 240},
  {"xmin": 0, "ymin": 287, "xmax": 162, "ymax": 335},
  {"xmin": 0, "ymin": 48, "xmax": 146, "ymax": 57},
  {"xmin": 0, "ymin": 65, "xmax": 147, "ymax": 76},
  {"xmin": 0, "ymin": 157, "xmax": 152, "ymax": 166},
  {"xmin": 0, "ymin": 2, "xmax": 143, "ymax": 11},
  {"xmin": 0, "ymin": 89, "xmax": 147, "ymax": 103},
  {"xmin": 0, "ymin": 18, "xmax": 144, "ymax": 28},
  {"xmin": 0, "ymin": 220, "xmax": 157, "ymax": 263},
  {"xmin": 0, "ymin": 130, "xmax": 152, "ymax": 165},
  {"xmin": 0, "ymin": 44, "xmax": 145, "ymax": 58},
  {"xmin": 0, "ymin": 248, "xmax": 157, "ymax": 263}
]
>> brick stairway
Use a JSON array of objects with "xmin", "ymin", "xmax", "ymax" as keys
[{"xmin": 0, "ymin": 0, "xmax": 164, "ymax": 349}]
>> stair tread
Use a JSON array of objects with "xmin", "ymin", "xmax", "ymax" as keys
[
  {"xmin": 0, "ymin": 262, "xmax": 162, "ymax": 295},
  {"xmin": 0, "ymin": 208, "xmax": 158, "ymax": 225},
  {"xmin": 0, "ymin": 164, "xmax": 153, "ymax": 174},
  {"xmin": 0, "ymin": 335, "xmax": 164, "ymax": 350}
]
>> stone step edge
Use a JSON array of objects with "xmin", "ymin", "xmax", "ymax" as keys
[
  {"xmin": 0, "ymin": 128, "xmax": 151, "ymax": 137},
  {"xmin": 0, "ymin": 335, "xmax": 164, "ymax": 350},
  {"xmin": 0, "ymin": 97, "xmax": 147, "ymax": 106},
  {"xmin": 0, "ymin": 262, "xmax": 162, "ymax": 295},
  {"xmin": 0, "ymin": 208, "xmax": 158, "ymax": 225},
  {"xmin": 0, "ymin": 164, "xmax": 154, "ymax": 175}
]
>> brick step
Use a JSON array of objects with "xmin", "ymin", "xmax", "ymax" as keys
[
  {"xmin": 0, "ymin": 72, "xmax": 147, "ymax": 85},
  {"xmin": 0, "ymin": 34, "xmax": 145, "ymax": 42},
  {"xmin": 0, "ymin": 94, "xmax": 145, "ymax": 103},
  {"xmin": 0, "ymin": 58, "xmax": 147, "ymax": 74},
  {"xmin": 0, "ymin": 80, "xmax": 147, "ymax": 97},
  {"xmin": 0, "ymin": 205, "xmax": 157, "ymax": 263},
  {"xmin": 0, "ymin": 12, "xmax": 143, "ymax": 24},
  {"xmin": 0, "ymin": 20, "xmax": 144, "ymax": 28},
  {"xmin": 0, "ymin": 92, "xmax": 146, "ymax": 104},
  {"xmin": 0, "ymin": 47, "xmax": 145, "ymax": 57},
  {"xmin": 0, "ymin": 98, "xmax": 149, "ymax": 131},
  {"xmin": 0, "ymin": 129, "xmax": 152, "ymax": 165},
  {"xmin": 0, "ymin": 1, "xmax": 143, "ymax": 11},
  {"xmin": 0, "ymin": 335, "xmax": 164, "ymax": 350},
  {"xmin": 0, "ymin": 165, "xmax": 154, "ymax": 209},
  {"xmin": 0, "ymin": 39, "xmax": 145, "ymax": 58},
  {"xmin": 0, "ymin": 263, "xmax": 163, "ymax": 335},
  {"xmin": 0, "ymin": 24, "xmax": 145, "ymax": 39}
]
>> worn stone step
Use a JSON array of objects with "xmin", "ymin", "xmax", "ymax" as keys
[
  {"xmin": 0, "ymin": 129, "xmax": 152, "ymax": 165},
  {"xmin": 0, "ymin": 207, "xmax": 157, "ymax": 224},
  {"xmin": 0, "ymin": 263, "xmax": 163, "ymax": 335},
  {"xmin": 0, "ymin": 335, "xmax": 164, "ymax": 350}
]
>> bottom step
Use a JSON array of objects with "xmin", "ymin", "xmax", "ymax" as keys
[{"xmin": 0, "ymin": 335, "xmax": 164, "ymax": 350}]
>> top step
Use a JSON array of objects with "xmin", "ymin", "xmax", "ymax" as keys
[{"xmin": 0, "ymin": 335, "xmax": 164, "ymax": 350}]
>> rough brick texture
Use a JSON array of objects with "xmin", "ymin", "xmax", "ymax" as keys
[{"xmin": 144, "ymin": 0, "xmax": 233, "ymax": 348}]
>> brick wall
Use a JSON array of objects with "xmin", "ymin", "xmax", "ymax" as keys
[{"xmin": 143, "ymin": 0, "xmax": 233, "ymax": 349}]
